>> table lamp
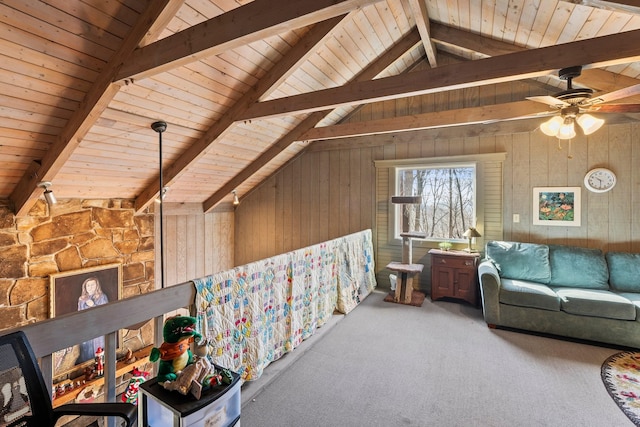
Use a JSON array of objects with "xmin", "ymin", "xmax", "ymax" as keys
[{"xmin": 463, "ymin": 227, "xmax": 481, "ymax": 252}]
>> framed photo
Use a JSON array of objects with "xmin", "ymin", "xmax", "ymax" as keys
[
  {"xmin": 49, "ymin": 263, "xmax": 122, "ymax": 379},
  {"xmin": 533, "ymin": 187, "xmax": 581, "ymax": 227}
]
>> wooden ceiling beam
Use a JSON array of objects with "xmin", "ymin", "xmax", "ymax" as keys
[
  {"xmin": 580, "ymin": 1, "xmax": 640, "ymax": 13},
  {"xmin": 408, "ymin": 0, "xmax": 437, "ymax": 67},
  {"xmin": 115, "ymin": 0, "xmax": 384, "ymax": 83},
  {"xmin": 202, "ymin": 29, "xmax": 423, "ymax": 213},
  {"xmin": 133, "ymin": 14, "xmax": 352, "ymax": 213},
  {"xmin": 305, "ymin": 119, "xmax": 543, "ymax": 152},
  {"xmin": 299, "ymin": 101, "xmax": 551, "ymax": 141},
  {"xmin": 237, "ymin": 29, "xmax": 640, "ymax": 120},
  {"xmin": 430, "ymin": 23, "xmax": 522, "ymax": 57},
  {"xmin": 430, "ymin": 23, "xmax": 640, "ymax": 99},
  {"xmin": 303, "ymin": 115, "xmax": 638, "ymax": 153},
  {"xmin": 9, "ymin": 1, "xmax": 173, "ymax": 216}
]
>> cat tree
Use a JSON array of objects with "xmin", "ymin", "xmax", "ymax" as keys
[{"xmin": 386, "ymin": 196, "xmax": 425, "ymax": 304}]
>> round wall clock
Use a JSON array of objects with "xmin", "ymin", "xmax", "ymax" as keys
[{"xmin": 584, "ymin": 168, "xmax": 616, "ymax": 193}]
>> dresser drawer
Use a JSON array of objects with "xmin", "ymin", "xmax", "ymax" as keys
[{"xmin": 431, "ymin": 255, "xmax": 476, "ymax": 269}]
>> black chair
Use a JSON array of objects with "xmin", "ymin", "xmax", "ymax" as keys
[{"xmin": 0, "ymin": 330, "xmax": 137, "ymax": 427}]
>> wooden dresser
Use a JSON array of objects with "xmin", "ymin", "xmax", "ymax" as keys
[{"xmin": 429, "ymin": 249, "xmax": 480, "ymax": 306}]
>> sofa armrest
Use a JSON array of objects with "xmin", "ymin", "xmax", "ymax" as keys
[{"xmin": 478, "ymin": 260, "xmax": 501, "ymax": 325}]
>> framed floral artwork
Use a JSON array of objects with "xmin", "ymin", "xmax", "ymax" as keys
[
  {"xmin": 49, "ymin": 263, "xmax": 122, "ymax": 379},
  {"xmin": 533, "ymin": 187, "xmax": 581, "ymax": 226}
]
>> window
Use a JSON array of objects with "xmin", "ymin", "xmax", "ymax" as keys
[
  {"xmin": 395, "ymin": 163, "xmax": 476, "ymax": 241},
  {"xmin": 375, "ymin": 152, "xmax": 505, "ymax": 249}
]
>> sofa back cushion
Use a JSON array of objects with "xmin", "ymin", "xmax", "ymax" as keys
[
  {"xmin": 548, "ymin": 245, "xmax": 608, "ymax": 289},
  {"xmin": 607, "ymin": 252, "xmax": 640, "ymax": 292},
  {"xmin": 485, "ymin": 241, "xmax": 551, "ymax": 283}
]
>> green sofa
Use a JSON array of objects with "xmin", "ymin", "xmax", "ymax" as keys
[{"xmin": 478, "ymin": 241, "xmax": 640, "ymax": 348}]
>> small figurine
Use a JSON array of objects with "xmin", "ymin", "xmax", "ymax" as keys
[
  {"xmin": 84, "ymin": 366, "xmax": 97, "ymax": 382},
  {"xmin": 121, "ymin": 367, "xmax": 149, "ymax": 405},
  {"xmin": 149, "ymin": 315, "xmax": 202, "ymax": 383},
  {"xmin": 55, "ymin": 384, "xmax": 66, "ymax": 398},
  {"xmin": 94, "ymin": 347, "xmax": 104, "ymax": 377}
]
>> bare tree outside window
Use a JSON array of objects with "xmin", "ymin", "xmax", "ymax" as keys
[{"xmin": 396, "ymin": 166, "xmax": 475, "ymax": 240}]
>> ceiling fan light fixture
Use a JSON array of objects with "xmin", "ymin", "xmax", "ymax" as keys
[
  {"xmin": 540, "ymin": 116, "xmax": 564, "ymax": 137},
  {"xmin": 576, "ymin": 113, "xmax": 605, "ymax": 135},
  {"xmin": 557, "ymin": 118, "xmax": 576, "ymax": 140}
]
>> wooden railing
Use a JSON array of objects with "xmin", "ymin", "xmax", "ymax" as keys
[{"xmin": 1, "ymin": 281, "xmax": 196, "ymax": 405}]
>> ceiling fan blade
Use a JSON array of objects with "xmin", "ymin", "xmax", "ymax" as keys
[
  {"xmin": 482, "ymin": 110, "xmax": 555, "ymax": 124},
  {"xmin": 588, "ymin": 103, "xmax": 640, "ymax": 113},
  {"xmin": 526, "ymin": 96, "xmax": 568, "ymax": 108},
  {"xmin": 589, "ymin": 84, "xmax": 640, "ymax": 104}
]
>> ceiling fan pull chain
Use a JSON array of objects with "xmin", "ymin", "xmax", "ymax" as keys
[{"xmin": 568, "ymin": 139, "xmax": 573, "ymax": 160}]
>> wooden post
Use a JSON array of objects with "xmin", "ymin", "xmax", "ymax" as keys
[{"xmin": 387, "ymin": 262, "xmax": 424, "ymax": 305}]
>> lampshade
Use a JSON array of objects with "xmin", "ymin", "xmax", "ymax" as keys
[
  {"xmin": 540, "ymin": 116, "xmax": 563, "ymax": 136},
  {"xmin": 463, "ymin": 227, "xmax": 481, "ymax": 252},
  {"xmin": 556, "ymin": 118, "xmax": 576, "ymax": 140},
  {"xmin": 541, "ymin": 112, "xmax": 605, "ymax": 140},
  {"xmin": 576, "ymin": 113, "xmax": 605, "ymax": 135},
  {"xmin": 463, "ymin": 227, "xmax": 481, "ymax": 238}
]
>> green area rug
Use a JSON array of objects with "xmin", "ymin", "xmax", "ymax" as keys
[{"xmin": 602, "ymin": 351, "xmax": 640, "ymax": 426}]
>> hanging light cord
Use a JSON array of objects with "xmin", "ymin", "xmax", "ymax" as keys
[{"xmin": 151, "ymin": 121, "xmax": 167, "ymax": 289}]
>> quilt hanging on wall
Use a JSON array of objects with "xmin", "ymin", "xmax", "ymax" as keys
[{"xmin": 193, "ymin": 229, "xmax": 376, "ymax": 381}]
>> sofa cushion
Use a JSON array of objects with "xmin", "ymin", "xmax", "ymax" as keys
[
  {"xmin": 607, "ymin": 252, "xmax": 640, "ymax": 292},
  {"xmin": 499, "ymin": 278, "xmax": 560, "ymax": 311},
  {"xmin": 548, "ymin": 245, "xmax": 608, "ymax": 289},
  {"xmin": 485, "ymin": 241, "xmax": 551, "ymax": 283},
  {"xmin": 552, "ymin": 288, "xmax": 636, "ymax": 320}
]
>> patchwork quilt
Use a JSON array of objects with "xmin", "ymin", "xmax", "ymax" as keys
[{"xmin": 193, "ymin": 230, "xmax": 376, "ymax": 381}]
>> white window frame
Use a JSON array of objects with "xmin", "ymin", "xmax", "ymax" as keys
[
  {"xmin": 375, "ymin": 153, "xmax": 506, "ymax": 248},
  {"xmin": 393, "ymin": 161, "xmax": 477, "ymax": 243}
]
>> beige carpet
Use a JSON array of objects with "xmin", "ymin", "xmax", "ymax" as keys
[{"xmin": 240, "ymin": 289, "xmax": 633, "ymax": 426}]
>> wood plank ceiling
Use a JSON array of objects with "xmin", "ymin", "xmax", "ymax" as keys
[{"xmin": 1, "ymin": 0, "xmax": 639, "ymax": 216}]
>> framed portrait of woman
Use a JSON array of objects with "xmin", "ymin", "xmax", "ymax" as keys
[{"xmin": 49, "ymin": 263, "xmax": 122, "ymax": 379}]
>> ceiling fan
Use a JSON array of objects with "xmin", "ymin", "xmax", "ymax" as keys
[{"xmin": 526, "ymin": 65, "xmax": 640, "ymax": 140}]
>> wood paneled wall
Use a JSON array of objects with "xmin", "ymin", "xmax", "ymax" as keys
[
  {"xmin": 503, "ymin": 122, "xmax": 640, "ymax": 252},
  {"xmin": 156, "ymin": 204, "xmax": 234, "ymax": 288},
  {"xmin": 234, "ymin": 147, "xmax": 379, "ymax": 264}
]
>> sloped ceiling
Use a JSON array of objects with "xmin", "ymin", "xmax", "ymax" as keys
[{"xmin": 1, "ymin": 0, "xmax": 639, "ymax": 216}]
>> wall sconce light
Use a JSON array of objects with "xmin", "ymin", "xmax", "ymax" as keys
[
  {"xmin": 462, "ymin": 227, "xmax": 481, "ymax": 252},
  {"xmin": 232, "ymin": 190, "xmax": 240, "ymax": 206},
  {"xmin": 37, "ymin": 181, "xmax": 57, "ymax": 205},
  {"xmin": 155, "ymin": 186, "xmax": 169, "ymax": 203}
]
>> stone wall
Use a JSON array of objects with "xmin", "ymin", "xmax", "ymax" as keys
[{"xmin": 0, "ymin": 198, "xmax": 155, "ymax": 351}]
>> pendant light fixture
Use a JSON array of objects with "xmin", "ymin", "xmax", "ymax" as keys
[{"xmin": 151, "ymin": 121, "xmax": 167, "ymax": 289}]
